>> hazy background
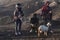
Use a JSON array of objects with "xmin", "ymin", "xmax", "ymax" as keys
[{"xmin": 0, "ymin": 0, "xmax": 60, "ymax": 27}]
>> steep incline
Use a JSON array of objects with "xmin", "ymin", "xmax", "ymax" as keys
[{"xmin": 52, "ymin": 4, "xmax": 60, "ymax": 21}]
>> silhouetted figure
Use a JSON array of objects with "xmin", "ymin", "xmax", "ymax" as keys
[
  {"xmin": 14, "ymin": 3, "xmax": 24, "ymax": 35},
  {"xmin": 30, "ymin": 14, "xmax": 39, "ymax": 32},
  {"xmin": 41, "ymin": 1, "xmax": 52, "ymax": 23}
]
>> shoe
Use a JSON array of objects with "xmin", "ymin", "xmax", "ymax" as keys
[
  {"xmin": 18, "ymin": 32, "xmax": 21, "ymax": 35},
  {"xmin": 30, "ymin": 29, "xmax": 32, "ymax": 32},
  {"xmin": 15, "ymin": 32, "xmax": 18, "ymax": 35},
  {"xmin": 50, "ymin": 30, "xmax": 53, "ymax": 33}
]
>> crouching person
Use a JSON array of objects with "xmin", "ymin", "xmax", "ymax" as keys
[
  {"xmin": 14, "ymin": 3, "xmax": 24, "ymax": 35},
  {"xmin": 30, "ymin": 14, "xmax": 39, "ymax": 33}
]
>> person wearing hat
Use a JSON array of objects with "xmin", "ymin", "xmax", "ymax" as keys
[{"xmin": 14, "ymin": 3, "xmax": 24, "ymax": 35}]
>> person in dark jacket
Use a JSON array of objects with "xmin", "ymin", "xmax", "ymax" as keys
[
  {"xmin": 14, "ymin": 3, "xmax": 24, "ymax": 35},
  {"xmin": 30, "ymin": 14, "xmax": 39, "ymax": 32}
]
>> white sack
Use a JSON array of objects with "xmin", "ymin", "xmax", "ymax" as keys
[{"xmin": 49, "ymin": 1, "xmax": 57, "ymax": 7}]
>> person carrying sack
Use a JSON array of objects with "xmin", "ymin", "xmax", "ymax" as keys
[{"xmin": 41, "ymin": 1, "xmax": 52, "ymax": 23}]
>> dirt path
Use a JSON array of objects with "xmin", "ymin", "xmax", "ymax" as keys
[{"xmin": 0, "ymin": 20, "xmax": 60, "ymax": 40}]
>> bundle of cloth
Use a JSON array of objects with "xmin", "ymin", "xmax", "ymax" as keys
[{"xmin": 49, "ymin": 1, "xmax": 57, "ymax": 7}]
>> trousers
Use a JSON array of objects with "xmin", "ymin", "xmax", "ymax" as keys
[{"xmin": 15, "ymin": 19, "xmax": 22, "ymax": 32}]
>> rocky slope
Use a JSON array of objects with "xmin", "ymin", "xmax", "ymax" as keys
[
  {"xmin": 0, "ymin": 0, "xmax": 60, "ymax": 25},
  {"xmin": 0, "ymin": 0, "xmax": 44, "ymax": 24}
]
